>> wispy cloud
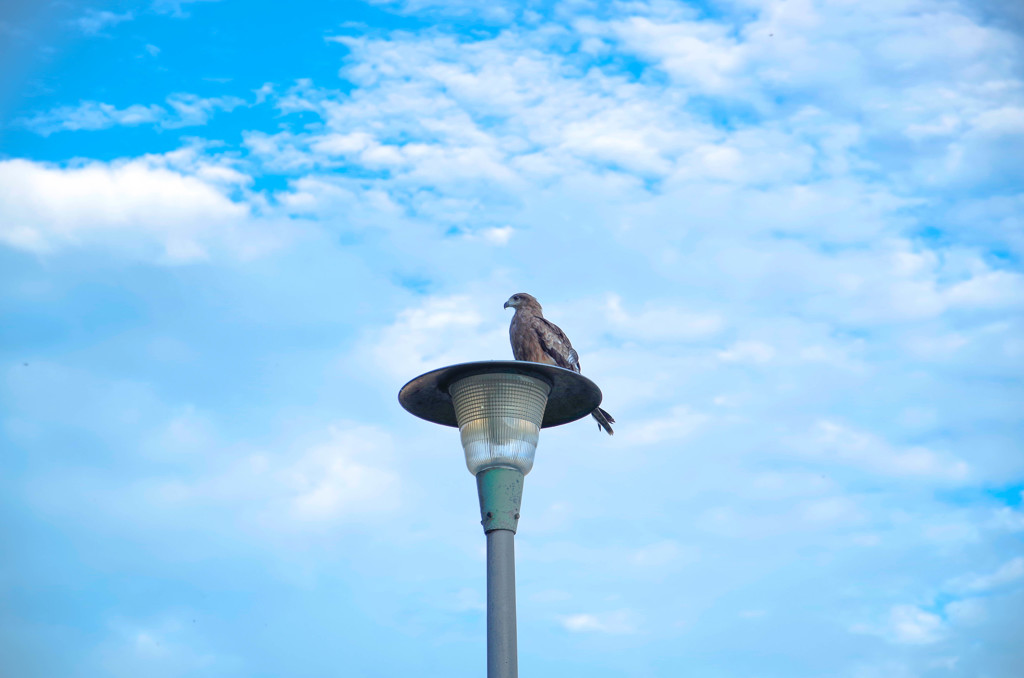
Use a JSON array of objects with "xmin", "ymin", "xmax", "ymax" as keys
[
  {"xmin": 622, "ymin": 405, "xmax": 708, "ymax": 445},
  {"xmin": 795, "ymin": 420, "xmax": 969, "ymax": 481},
  {"xmin": 606, "ymin": 294, "xmax": 723, "ymax": 342},
  {"xmin": 73, "ymin": 10, "xmax": 133, "ymax": 36},
  {"xmin": 164, "ymin": 93, "xmax": 246, "ymax": 127},
  {"xmin": 852, "ymin": 604, "xmax": 946, "ymax": 645},
  {"xmin": 947, "ymin": 557, "xmax": 1024, "ymax": 594},
  {"xmin": 20, "ymin": 101, "xmax": 165, "ymax": 134},
  {"xmin": 151, "ymin": 0, "xmax": 225, "ymax": 18},
  {"xmin": 559, "ymin": 610, "xmax": 637, "ymax": 634},
  {"xmin": 19, "ymin": 94, "xmax": 246, "ymax": 136}
]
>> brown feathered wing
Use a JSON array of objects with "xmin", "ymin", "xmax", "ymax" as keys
[{"xmin": 511, "ymin": 315, "xmax": 614, "ymax": 435}]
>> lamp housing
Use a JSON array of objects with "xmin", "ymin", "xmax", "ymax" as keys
[
  {"xmin": 450, "ymin": 372, "xmax": 549, "ymax": 475},
  {"xmin": 398, "ymin": 361, "xmax": 603, "ymax": 475}
]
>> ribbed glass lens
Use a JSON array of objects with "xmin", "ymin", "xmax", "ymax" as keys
[{"xmin": 449, "ymin": 373, "xmax": 551, "ymax": 476}]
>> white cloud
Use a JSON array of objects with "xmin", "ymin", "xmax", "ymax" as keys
[
  {"xmin": 456, "ymin": 225, "xmax": 516, "ymax": 246},
  {"xmin": 480, "ymin": 225, "xmax": 514, "ymax": 245},
  {"xmin": 887, "ymin": 605, "xmax": 945, "ymax": 645},
  {"xmin": 603, "ymin": 16, "xmax": 748, "ymax": 94},
  {"xmin": 990, "ymin": 504, "xmax": 1024, "ymax": 532},
  {"xmin": 849, "ymin": 660, "xmax": 919, "ymax": 678},
  {"xmin": 96, "ymin": 615, "xmax": 238, "ymax": 676},
  {"xmin": 368, "ymin": 0, "xmax": 517, "ymax": 22},
  {"xmin": 947, "ymin": 557, "xmax": 1024, "ymax": 594},
  {"xmin": 253, "ymin": 82, "xmax": 275, "ymax": 104},
  {"xmin": 622, "ymin": 405, "xmax": 708, "ymax": 445},
  {"xmin": 852, "ymin": 604, "xmax": 945, "ymax": 645},
  {"xmin": 944, "ymin": 270, "xmax": 1024, "ymax": 310},
  {"xmin": 606, "ymin": 294, "xmax": 723, "ymax": 341},
  {"xmin": 21, "ymin": 101, "xmax": 165, "ymax": 135},
  {"xmin": 629, "ymin": 539, "xmax": 694, "ymax": 568},
  {"xmin": 152, "ymin": 0, "xmax": 225, "ymax": 17},
  {"xmin": 142, "ymin": 405, "xmax": 215, "ymax": 459},
  {"xmin": 275, "ymin": 31, "xmax": 716, "ymax": 192},
  {"xmin": 559, "ymin": 610, "xmax": 636, "ymax": 634},
  {"xmin": 749, "ymin": 470, "xmax": 835, "ymax": 499},
  {"xmin": 148, "ymin": 422, "xmax": 400, "ymax": 529},
  {"xmin": 798, "ymin": 421, "xmax": 969, "ymax": 481},
  {"xmin": 717, "ymin": 340, "xmax": 775, "ymax": 364},
  {"xmin": 0, "ymin": 153, "xmax": 289, "ymax": 262},
  {"xmin": 73, "ymin": 10, "xmax": 133, "ymax": 35},
  {"xmin": 20, "ymin": 94, "xmax": 247, "ymax": 135},
  {"xmin": 164, "ymin": 93, "xmax": 246, "ymax": 127},
  {"xmin": 285, "ymin": 425, "xmax": 400, "ymax": 522},
  {"xmin": 362, "ymin": 293, "xmax": 508, "ymax": 380},
  {"xmin": 696, "ymin": 492, "xmax": 865, "ymax": 538}
]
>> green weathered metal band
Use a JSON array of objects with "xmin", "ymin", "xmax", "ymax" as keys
[{"xmin": 477, "ymin": 467, "xmax": 524, "ymax": 534}]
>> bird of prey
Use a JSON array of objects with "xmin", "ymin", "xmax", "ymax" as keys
[{"xmin": 504, "ymin": 292, "xmax": 615, "ymax": 435}]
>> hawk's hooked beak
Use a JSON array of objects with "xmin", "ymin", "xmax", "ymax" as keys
[{"xmin": 503, "ymin": 300, "xmax": 511, "ymax": 309}]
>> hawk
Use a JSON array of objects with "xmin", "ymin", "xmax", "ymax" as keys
[{"xmin": 504, "ymin": 293, "xmax": 615, "ymax": 435}]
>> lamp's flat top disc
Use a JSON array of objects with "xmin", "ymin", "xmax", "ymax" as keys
[{"xmin": 398, "ymin": 360, "xmax": 603, "ymax": 428}]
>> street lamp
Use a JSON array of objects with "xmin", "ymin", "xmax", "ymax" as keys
[{"xmin": 399, "ymin": 360, "xmax": 603, "ymax": 678}]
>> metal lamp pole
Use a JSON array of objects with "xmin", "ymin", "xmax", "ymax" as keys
[
  {"xmin": 479, "ymin": 466, "xmax": 523, "ymax": 677},
  {"xmin": 399, "ymin": 361, "xmax": 603, "ymax": 678}
]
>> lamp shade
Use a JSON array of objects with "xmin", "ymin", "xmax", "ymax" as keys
[
  {"xmin": 450, "ymin": 372, "xmax": 550, "ymax": 475},
  {"xmin": 398, "ymin": 361, "xmax": 603, "ymax": 474},
  {"xmin": 398, "ymin": 361, "xmax": 602, "ymax": 428}
]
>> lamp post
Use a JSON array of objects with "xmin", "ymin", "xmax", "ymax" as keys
[{"xmin": 399, "ymin": 361, "xmax": 603, "ymax": 678}]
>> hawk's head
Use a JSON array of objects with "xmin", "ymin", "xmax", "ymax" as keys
[{"xmin": 503, "ymin": 293, "xmax": 539, "ymax": 310}]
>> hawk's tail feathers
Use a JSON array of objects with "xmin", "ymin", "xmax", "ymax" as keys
[{"xmin": 592, "ymin": 407, "xmax": 615, "ymax": 435}]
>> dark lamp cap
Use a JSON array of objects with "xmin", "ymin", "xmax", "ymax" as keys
[{"xmin": 398, "ymin": 360, "xmax": 603, "ymax": 428}]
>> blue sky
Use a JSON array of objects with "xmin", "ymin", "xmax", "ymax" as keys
[{"xmin": 1, "ymin": 0, "xmax": 1023, "ymax": 676}]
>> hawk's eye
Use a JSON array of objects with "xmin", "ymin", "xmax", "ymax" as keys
[{"xmin": 513, "ymin": 296, "xmax": 520, "ymax": 301}]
